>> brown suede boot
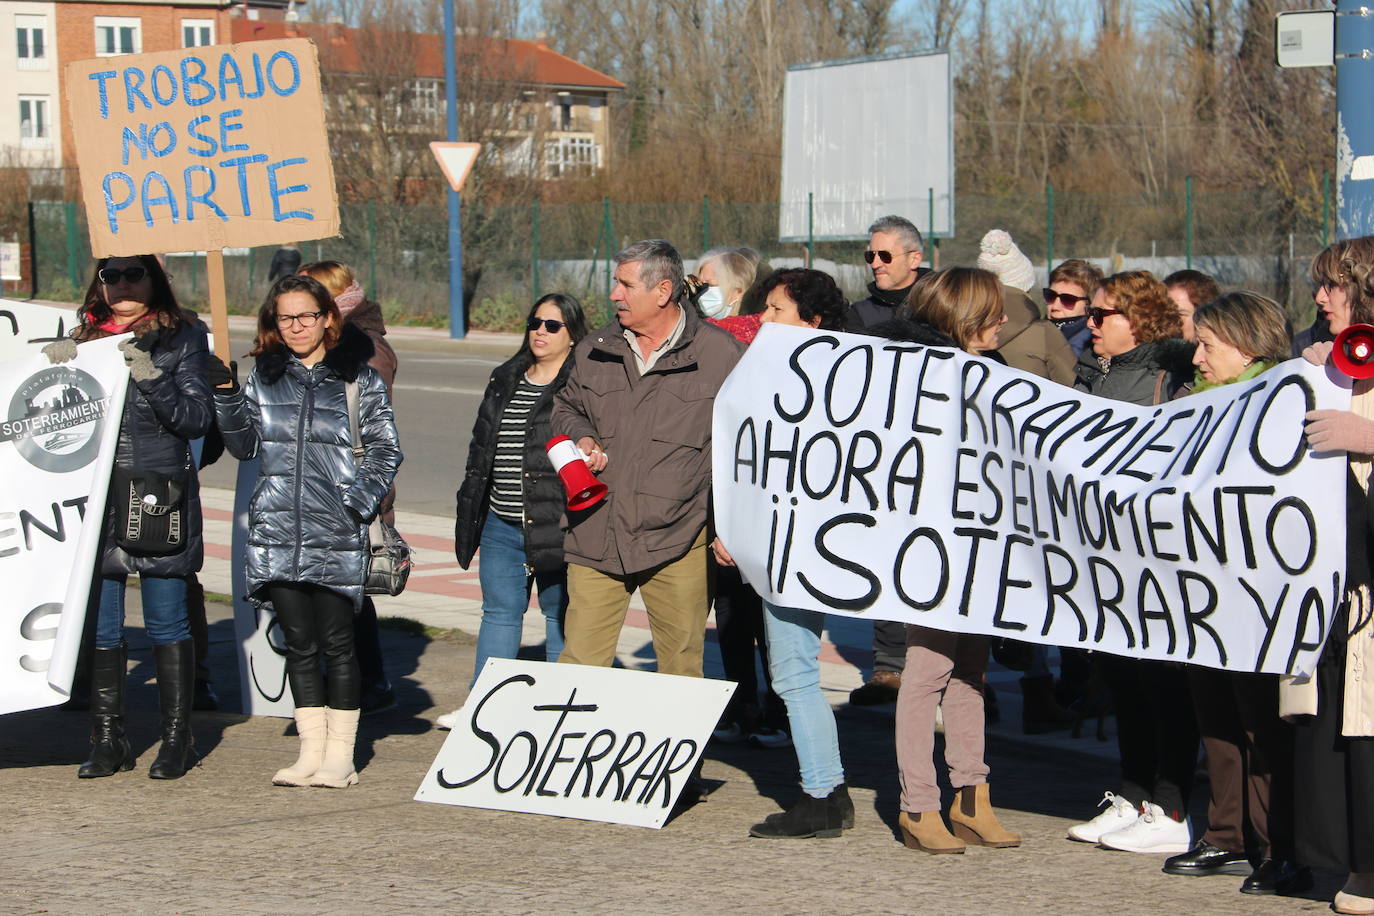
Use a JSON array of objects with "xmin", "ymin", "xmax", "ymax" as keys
[
  {"xmin": 948, "ymin": 783, "xmax": 1021, "ymax": 847},
  {"xmin": 898, "ymin": 811, "xmax": 966, "ymax": 854}
]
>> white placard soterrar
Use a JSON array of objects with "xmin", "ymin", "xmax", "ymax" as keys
[{"xmin": 415, "ymin": 660, "xmax": 734, "ymax": 829}]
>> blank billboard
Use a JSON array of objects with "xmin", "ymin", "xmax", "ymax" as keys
[{"xmin": 779, "ymin": 50, "xmax": 953, "ymax": 242}]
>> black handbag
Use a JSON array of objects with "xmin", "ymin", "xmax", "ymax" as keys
[
  {"xmin": 110, "ymin": 463, "xmax": 188, "ymax": 557},
  {"xmin": 345, "ymin": 380, "xmax": 411, "ymax": 596}
]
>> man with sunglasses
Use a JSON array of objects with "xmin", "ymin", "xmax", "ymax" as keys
[
  {"xmin": 841, "ymin": 215, "xmax": 929, "ymax": 704},
  {"xmin": 844, "ymin": 215, "xmax": 929, "ymax": 334}
]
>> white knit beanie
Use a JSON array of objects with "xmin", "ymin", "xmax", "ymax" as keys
[{"xmin": 977, "ymin": 229, "xmax": 1035, "ymax": 293}]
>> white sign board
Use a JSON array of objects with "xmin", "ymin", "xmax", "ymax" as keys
[
  {"xmin": 1276, "ymin": 11, "xmax": 1334, "ymax": 69},
  {"xmin": 1, "ymin": 242, "xmax": 20, "ymax": 282},
  {"xmin": 779, "ymin": 50, "xmax": 952, "ymax": 242},
  {"xmin": 0, "ymin": 339, "xmax": 129, "ymax": 714},
  {"xmin": 415, "ymin": 660, "xmax": 734, "ymax": 829},
  {"xmin": 0, "ymin": 299, "xmax": 75, "ymax": 363},
  {"xmin": 713, "ymin": 325, "xmax": 1348, "ymax": 677},
  {"xmin": 231, "ymin": 455, "xmax": 294, "ymax": 718}
]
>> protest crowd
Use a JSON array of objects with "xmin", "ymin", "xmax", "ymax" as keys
[{"xmin": 40, "ymin": 217, "xmax": 1374, "ymax": 916}]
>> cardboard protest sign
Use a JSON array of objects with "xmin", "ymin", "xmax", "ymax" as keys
[
  {"xmin": 0, "ymin": 339, "xmax": 129, "ymax": 714},
  {"xmin": 714, "ymin": 324, "xmax": 1350, "ymax": 678},
  {"xmin": 415, "ymin": 660, "xmax": 734, "ymax": 829},
  {"xmin": 65, "ymin": 39, "xmax": 339, "ymax": 257},
  {"xmin": 0, "ymin": 299, "xmax": 74, "ymax": 363}
]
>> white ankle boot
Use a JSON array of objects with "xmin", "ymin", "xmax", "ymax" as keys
[
  {"xmin": 311, "ymin": 707, "xmax": 360, "ymax": 788},
  {"xmin": 1335, "ymin": 872, "xmax": 1374, "ymax": 915},
  {"xmin": 272, "ymin": 707, "xmax": 326, "ymax": 786}
]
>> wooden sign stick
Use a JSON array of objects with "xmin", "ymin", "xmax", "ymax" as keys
[{"xmin": 206, "ymin": 249, "xmax": 233, "ymax": 384}]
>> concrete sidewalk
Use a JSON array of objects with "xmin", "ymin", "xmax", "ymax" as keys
[{"xmin": 0, "ymin": 496, "xmax": 1345, "ymax": 914}]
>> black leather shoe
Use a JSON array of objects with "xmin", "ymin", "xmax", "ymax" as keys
[
  {"xmin": 750, "ymin": 790, "xmax": 845, "ymax": 839},
  {"xmin": 192, "ymin": 679, "xmax": 220, "ymax": 712},
  {"xmin": 1163, "ymin": 840, "xmax": 1252, "ymax": 876},
  {"xmin": 1239, "ymin": 859, "xmax": 1313, "ymax": 895}
]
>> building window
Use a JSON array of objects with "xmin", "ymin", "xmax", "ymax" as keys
[
  {"xmin": 181, "ymin": 19, "xmax": 215, "ymax": 48},
  {"xmin": 95, "ymin": 17, "xmax": 141, "ymax": 56},
  {"xmin": 19, "ymin": 96, "xmax": 50, "ymax": 146},
  {"xmin": 16, "ymin": 15, "xmax": 47, "ymax": 70},
  {"xmin": 409, "ymin": 79, "xmax": 441, "ymax": 120},
  {"xmin": 545, "ymin": 135, "xmax": 598, "ymax": 177},
  {"xmin": 588, "ymin": 97, "xmax": 602, "ymax": 122}
]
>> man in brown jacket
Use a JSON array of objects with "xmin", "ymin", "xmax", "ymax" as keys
[{"xmin": 553, "ymin": 239, "xmax": 745, "ymax": 677}]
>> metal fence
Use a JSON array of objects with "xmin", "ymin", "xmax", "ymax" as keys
[{"xmin": 12, "ymin": 185, "xmax": 1333, "ymax": 333}]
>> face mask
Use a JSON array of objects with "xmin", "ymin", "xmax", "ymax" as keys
[{"xmin": 697, "ymin": 285, "xmax": 731, "ymax": 318}]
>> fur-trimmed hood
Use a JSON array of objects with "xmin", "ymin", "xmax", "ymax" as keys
[
  {"xmin": 256, "ymin": 322, "xmax": 376, "ymax": 384},
  {"xmin": 866, "ymin": 313, "xmax": 959, "ymax": 349}
]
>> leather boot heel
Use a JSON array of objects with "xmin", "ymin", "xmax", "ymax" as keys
[
  {"xmin": 898, "ymin": 811, "xmax": 966, "ymax": 854},
  {"xmin": 948, "ymin": 784, "xmax": 1021, "ymax": 848}
]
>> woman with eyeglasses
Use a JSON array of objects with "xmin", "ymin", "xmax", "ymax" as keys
[
  {"xmin": 1290, "ymin": 236, "xmax": 1374, "ymax": 915},
  {"xmin": 1068, "ymin": 270, "xmax": 1199, "ymax": 855},
  {"xmin": 1158, "ymin": 292, "xmax": 1311, "ymax": 895},
  {"xmin": 209, "ymin": 275, "xmax": 402, "ymax": 788},
  {"xmin": 440, "ymin": 294, "xmax": 590, "ymax": 728},
  {"xmin": 61, "ymin": 255, "xmax": 212, "ymax": 781},
  {"xmin": 1044, "ymin": 259, "xmax": 1103, "ymax": 355}
]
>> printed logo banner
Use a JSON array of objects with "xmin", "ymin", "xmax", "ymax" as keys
[
  {"xmin": 714, "ymin": 324, "xmax": 1350, "ymax": 678},
  {"xmin": 0, "ymin": 340, "xmax": 129, "ymax": 714},
  {"xmin": 415, "ymin": 660, "xmax": 734, "ymax": 829},
  {"xmin": 231, "ymin": 456, "xmax": 294, "ymax": 718}
]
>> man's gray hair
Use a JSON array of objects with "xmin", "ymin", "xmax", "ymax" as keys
[
  {"xmin": 616, "ymin": 239, "xmax": 684, "ymax": 302},
  {"xmin": 868, "ymin": 215, "xmax": 924, "ymax": 254}
]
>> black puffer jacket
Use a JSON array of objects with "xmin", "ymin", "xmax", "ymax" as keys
[
  {"xmin": 1073, "ymin": 338, "xmax": 1194, "ymax": 407},
  {"xmin": 75, "ymin": 312, "xmax": 213, "ymax": 578},
  {"xmin": 454, "ymin": 353, "xmax": 571, "ymax": 573},
  {"xmin": 843, "ymin": 271, "xmax": 932, "ymax": 333},
  {"xmin": 213, "ymin": 325, "xmax": 402, "ymax": 607}
]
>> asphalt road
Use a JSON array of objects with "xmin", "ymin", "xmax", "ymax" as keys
[{"xmin": 198, "ymin": 324, "xmax": 514, "ymax": 518}]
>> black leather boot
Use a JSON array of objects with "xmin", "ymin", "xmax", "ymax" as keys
[
  {"xmin": 78, "ymin": 643, "xmax": 134, "ymax": 778},
  {"xmin": 148, "ymin": 639, "xmax": 197, "ymax": 780}
]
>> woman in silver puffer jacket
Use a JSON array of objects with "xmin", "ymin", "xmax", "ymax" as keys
[{"xmin": 211, "ymin": 275, "xmax": 401, "ymax": 789}]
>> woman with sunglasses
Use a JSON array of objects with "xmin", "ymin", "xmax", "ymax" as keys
[
  {"xmin": 441, "ymin": 294, "xmax": 590, "ymax": 728},
  {"xmin": 63, "ymin": 255, "xmax": 212, "ymax": 781},
  {"xmin": 1068, "ymin": 270, "xmax": 1198, "ymax": 854},
  {"xmin": 1290, "ymin": 236, "xmax": 1374, "ymax": 915},
  {"xmin": 210, "ymin": 275, "xmax": 402, "ymax": 788},
  {"xmin": 1044, "ymin": 259, "xmax": 1103, "ymax": 355}
]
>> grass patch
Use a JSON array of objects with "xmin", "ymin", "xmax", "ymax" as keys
[
  {"xmin": 379, "ymin": 615, "xmax": 476, "ymax": 644},
  {"xmin": 204, "ymin": 590, "xmax": 234, "ymax": 605}
]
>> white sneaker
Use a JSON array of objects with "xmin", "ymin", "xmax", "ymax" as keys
[
  {"xmin": 1067, "ymin": 791, "xmax": 1138, "ymax": 843},
  {"xmin": 1098, "ymin": 802, "xmax": 1191, "ymax": 854},
  {"xmin": 435, "ymin": 709, "xmax": 461, "ymax": 730}
]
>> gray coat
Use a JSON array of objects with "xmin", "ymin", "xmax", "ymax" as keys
[{"xmin": 213, "ymin": 325, "xmax": 402, "ymax": 607}]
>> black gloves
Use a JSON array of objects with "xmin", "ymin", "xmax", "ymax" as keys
[{"xmin": 207, "ymin": 353, "xmax": 239, "ymax": 392}]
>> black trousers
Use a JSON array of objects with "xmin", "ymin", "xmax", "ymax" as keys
[
  {"xmin": 268, "ymin": 583, "xmax": 359, "ymax": 710},
  {"xmin": 1098, "ymin": 655, "xmax": 1198, "ymax": 816},
  {"xmin": 353, "ymin": 596, "xmax": 389, "ymax": 688},
  {"xmin": 713, "ymin": 564, "xmax": 783, "ymax": 727},
  {"xmin": 1295, "ymin": 633, "xmax": 1374, "ymax": 873},
  {"xmin": 873, "ymin": 619, "xmax": 908, "ymax": 675}
]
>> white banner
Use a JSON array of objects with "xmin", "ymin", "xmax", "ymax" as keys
[
  {"xmin": 0, "ymin": 299, "xmax": 76, "ymax": 363},
  {"xmin": 231, "ymin": 455, "xmax": 294, "ymax": 718},
  {"xmin": 714, "ymin": 324, "xmax": 1350, "ymax": 677},
  {"xmin": 0, "ymin": 339, "xmax": 129, "ymax": 714},
  {"xmin": 415, "ymin": 660, "xmax": 734, "ymax": 829}
]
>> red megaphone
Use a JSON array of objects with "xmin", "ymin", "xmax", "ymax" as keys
[
  {"xmin": 546, "ymin": 435, "xmax": 608, "ymax": 511},
  {"xmin": 1333, "ymin": 324, "xmax": 1374, "ymax": 379}
]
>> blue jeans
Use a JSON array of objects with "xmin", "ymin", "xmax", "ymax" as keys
[
  {"xmin": 95, "ymin": 575, "xmax": 190, "ymax": 648},
  {"xmin": 763, "ymin": 600, "xmax": 844, "ymax": 797},
  {"xmin": 473, "ymin": 510, "xmax": 566, "ymax": 685}
]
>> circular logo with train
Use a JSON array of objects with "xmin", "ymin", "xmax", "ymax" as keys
[{"xmin": 2, "ymin": 367, "xmax": 109, "ymax": 473}]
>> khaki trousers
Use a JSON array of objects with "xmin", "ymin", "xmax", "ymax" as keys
[{"xmin": 559, "ymin": 531, "xmax": 709, "ymax": 678}]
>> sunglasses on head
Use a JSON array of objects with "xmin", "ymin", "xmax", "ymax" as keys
[
  {"xmin": 527, "ymin": 317, "xmax": 566, "ymax": 333},
  {"xmin": 1042, "ymin": 288, "xmax": 1089, "ymax": 307},
  {"xmin": 98, "ymin": 266, "xmax": 148, "ymax": 285},
  {"xmin": 863, "ymin": 249, "xmax": 916, "ymax": 265},
  {"xmin": 1086, "ymin": 305, "xmax": 1124, "ymax": 324}
]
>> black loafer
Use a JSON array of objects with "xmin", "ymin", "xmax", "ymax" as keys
[
  {"xmin": 1163, "ymin": 840, "xmax": 1252, "ymax": 876},
  {"xmin": 1239, "ymin": 859, "xmax": 1314, "ymax": 896}
]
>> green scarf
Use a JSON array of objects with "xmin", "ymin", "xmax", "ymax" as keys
[{"xmin": 1188, "ymin": 358, "xmax": 1273, "ymax": 394}]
